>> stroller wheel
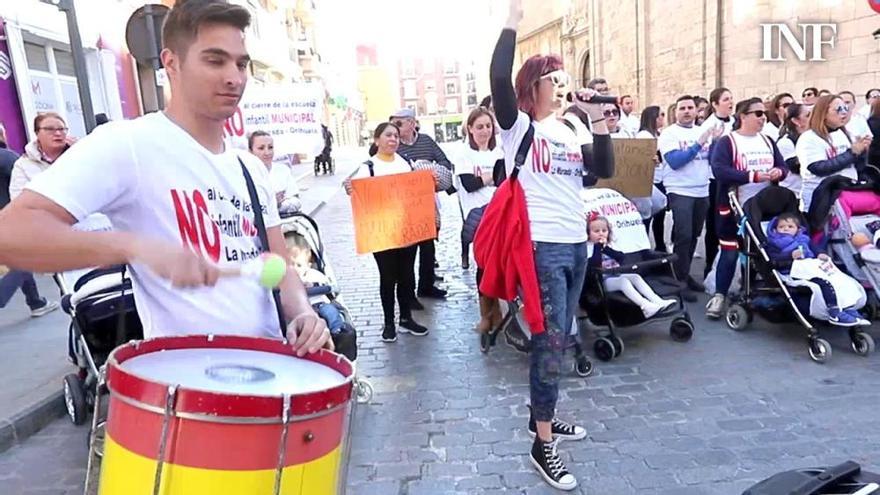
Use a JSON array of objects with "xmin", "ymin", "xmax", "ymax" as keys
[
  {"xmin": 726, "ymin": 304, "xmax": 751, "ymax": 331},
  {"xmin": 851, "ymin": 332, "xmax": 875, "ymax": 357},
  {"xmin": 669, "ymin": 318, "xmax": 694, "ymax": 342},
  {"xmin": 63, "ymin": 374, "xmax": 88, "ymax": 425},
  {"xmin": 355, "ymin": 378, "xmax": 373, "ymax": 404},
  {"xmin": 611, "ymin": 335, "xmax": 625, "ymax": 357},
  {"xmin": 574, "ymin": 355, "xmax": 593, "ymax": 377},
  {"xmin": 594, "ymin": 337, "xmax": 615, "ymax": 362},
  {"xmin": 808, "ymin": 338, "xmax": 832, "ymax": 363}
]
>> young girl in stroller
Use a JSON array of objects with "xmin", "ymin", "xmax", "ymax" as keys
[
  {"xmin": 766, "ymin": 212, "xmax": 870, "ymax": 327},
  {"xmin": 287, "ymin": 236, "xmax": 345, "ymax": 335},
  {"xmin": 587, "ymin": 215, "xmax": 677, "ymax": 318}
]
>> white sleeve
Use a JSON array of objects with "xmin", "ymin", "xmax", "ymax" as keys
[
  {"xmin": 26, "ymin": 124, "xmax": 138, "ymax": 221},
  {"xmin": 777, "ymin": 137, "xmax": 796, "ymax": 161},
  {"xmin": 240, "ymin": 154, "xmax": 281, "ymax": 229},
  {"xmin": 796, "ymin": 134, "xmax": 829, "ymax": 170},
  {"xmin": 499, "ymin": 112, "xmax": 530, "ymax": 174},
  {"xmin": 657, "ymin": 127, "xmax": 678, "ymax": 155},
  {"xmin": 8, "ymin": 158, "xmax": 30, "ymax": 200}
]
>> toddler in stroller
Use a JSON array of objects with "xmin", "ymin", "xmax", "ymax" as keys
[
  {"xmin": 578, "ymin": 188, "xmax": 694, "ymax": 362},
  {"xmin": 724, "ymin": 185, "xmax": 874, "ymax": 362},
  {"xmin": 587, "ymin": 215, "xmax": 677, "ymax": 319},
  {"xmin": 766, "ymin": 212, "xmax": 870, "ymax": 327},
  {"xmin": 282, "ymin": 213, "xmax": 357, "ymax": 361}
]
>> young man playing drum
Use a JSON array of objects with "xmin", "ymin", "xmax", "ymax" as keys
[{"xmin": 0, "ymin": 0, "xmax": 331, "ymax": 354}]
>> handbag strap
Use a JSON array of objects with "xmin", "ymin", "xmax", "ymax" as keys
[
  {"xmin": 238, "ymin": 157, "xmax": 287, "ymax": 338},
  {"xmin": 510, "ymin": 122, "xmax": 535, "ymax": 181}
]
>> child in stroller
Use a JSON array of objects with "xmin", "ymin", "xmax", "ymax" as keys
[
  {"xmin": 766, "ymin": 212, "xmax": 870, "ymax": 327},
  {"xmin": 288, "ymin": 238, "xmax": 345, "ymax": 335},
  {"xmin": 587, "ymin": 215, "xmax": 677, "ymax": 319}
]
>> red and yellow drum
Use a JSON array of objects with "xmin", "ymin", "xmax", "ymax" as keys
[{"xmin": 97, "ymin": 335, "xmax": 355, "ymax": 495}]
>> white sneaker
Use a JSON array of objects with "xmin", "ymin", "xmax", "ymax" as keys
[
  {"xmin": 659, "ymin": 299, "xmax": 678, "ymax": 311},
  {"xmin": 642, "ymin": 302, "xmax": 662, "ymax": 319},
  {"xmin": 30, "ymin": 301, "xmax": 59, "ymax": 318},
  {"xmin": 705, "ymin": 294, "xmax": 727, "ymax": 320}
]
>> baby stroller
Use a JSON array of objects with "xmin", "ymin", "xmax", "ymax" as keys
[
  {"xmin": 578, "ymin": 188, "xmax": 694, "ymax": 362},
  {"xmin": 813, "ymin": 173, "xmax": 880, "ymax": 319},
  {"xmin": 280, "ymin": 211, "xmax": 373, "ymax": 400},
  {"xmin": 55, "ymin": 265, "xmax": 142, "ymax": 425},
  {"xmin": 725, "ymin": 186, "xmax": 873, "ymax": 363}
]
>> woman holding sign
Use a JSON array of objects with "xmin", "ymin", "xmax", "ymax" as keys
[
  {"xmin": 485, "ymin": 0, "xmax": 613, "ymax": 489},
  {"xmin": 344, "ymin": 123, "xmax": 451, "ymax": 344}
]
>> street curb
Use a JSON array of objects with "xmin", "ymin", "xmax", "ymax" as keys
[
  {"xmin": 0, "ymin": 390, "xmax": 65, "ymax": 455},
  {"xmin": 305, "ymin": 165, "xmax": 359, "ymax": 218}
]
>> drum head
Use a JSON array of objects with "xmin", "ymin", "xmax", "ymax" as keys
[{"xmin": 121, "ymin": 348, "xmax": 346, "ymax": 396}]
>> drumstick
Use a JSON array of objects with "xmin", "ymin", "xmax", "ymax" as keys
[{"xmin": 219, "ymin": 253, "xmax": 287, "ymax": 289}]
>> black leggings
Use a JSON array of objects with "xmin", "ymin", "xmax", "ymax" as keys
[
  {"xmin": 373, "ymin": 246, "xmax": 418, "ymax": 325},
  {"xmin": 704, "ymin": 179, "xmax": 719, "ymax": 277}
]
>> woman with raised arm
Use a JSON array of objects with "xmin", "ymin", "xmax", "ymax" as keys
[{"xmin": 487, "ymin": 0, "xmax": 612, "ymax": 489}]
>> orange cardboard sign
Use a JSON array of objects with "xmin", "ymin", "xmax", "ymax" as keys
[{"xmin": 350, "ymin": 170, "xmax": 437, "ymax": 254}]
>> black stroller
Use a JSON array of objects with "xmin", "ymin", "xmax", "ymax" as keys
[
  {"xmin": 55, "ymin": 265, "xmax": 142, "ymax": 425},
  {"xmin": 724, "ymin": 185, "xmax": 874, "ymax": 363},
  {"xmin": 577, "ymin": 189, "xmax": 694, "ymax": 362}
]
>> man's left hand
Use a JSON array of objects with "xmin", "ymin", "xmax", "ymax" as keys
[{"xmin": 288, "ymin": 312, "xmax": 333, "ymax": 356}]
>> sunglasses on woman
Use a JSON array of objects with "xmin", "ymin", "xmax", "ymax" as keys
[
  {"xmin": 603, "ymin": 109, "xmax": 620, "ymax": 118},
  {"xmin": 540, "ymin": 70, "xmax": 570, "ymax": 89},
  {"xmin": 835, "ymin": 104, "xmax": 850, "ymax": 115},
  {"xmin": 803, "ymin": 91, "xmax": 815, "ymax": 98},
  {"xmin": 744, "ymin": 110, "xmax": 767, "ymax": 118}
]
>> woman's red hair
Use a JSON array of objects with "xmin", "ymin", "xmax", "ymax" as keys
[{"xmin": 514, "ymin": 54, "xmax": 564, "ymax": 119}]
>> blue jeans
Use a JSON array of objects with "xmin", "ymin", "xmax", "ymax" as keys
[
  {"xmin": 530, "ymin": 241, "xmax": 588, "ymax": 422},
  {"xmin": 0, "ymin": 270, "xmax": 45, "ymax": 310},
  {"xmin": 315, "ymin": 302, "xmax": 345, "ymax": 334}
]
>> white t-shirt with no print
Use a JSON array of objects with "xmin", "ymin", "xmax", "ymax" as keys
[
  {"xmin": 501, "ymin": 111, "xmax": 589, "ymax": 243},
  {"xmin": 27, "ymin": 112, "xmax": 283, "ymax": 339},
  {"xmin": 351, "ymin": 154, "xmax": 412, "ymax": 178},
  {"xmin": 796, "ymin": 129, "xmax": 856, "ymax": 211}
]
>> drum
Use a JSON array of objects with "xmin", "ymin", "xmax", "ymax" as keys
[{"xmin": 96, "ymin": 335, "xmax": 355, "ymax": 495}]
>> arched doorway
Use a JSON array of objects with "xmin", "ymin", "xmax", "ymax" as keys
[{"xmin": 579, "ymin": 50, "xmax": 591, "ymax": 88}]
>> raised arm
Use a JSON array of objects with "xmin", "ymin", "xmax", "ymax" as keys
[{"xmin": 489, "ymin": 2, "xmax": 522, "ymax": 130}]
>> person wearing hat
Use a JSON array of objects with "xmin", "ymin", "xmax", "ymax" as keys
[{"xmin": 389, "ymin": 108, "xmax": 454, "ymax": 304}]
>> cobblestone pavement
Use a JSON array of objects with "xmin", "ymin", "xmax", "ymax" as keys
[{"xmin": 4, "ymin": 169, "xmax": 880, "ymax": 494}]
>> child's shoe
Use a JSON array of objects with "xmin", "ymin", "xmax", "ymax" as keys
[{"xmin": 829, "ymin": 307, "xmax": 859, "ymax": 327}]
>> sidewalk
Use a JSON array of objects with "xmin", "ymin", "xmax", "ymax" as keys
[{"xmin": 0, "ymin": 146, "xmax": 365, "ymax": 454}]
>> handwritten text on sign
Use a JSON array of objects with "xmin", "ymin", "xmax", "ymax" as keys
[
  {"xmin": 595, "ymin": 138, "xmax": 656, "ymax": 198},
  {"xmin": 351, "ymin": 170, "xmax": 438, "ymax": 254}
]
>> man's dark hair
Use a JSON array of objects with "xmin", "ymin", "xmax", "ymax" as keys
[
  {"xmin": 866, "ymin": 88, "xmax": 880, "ymax": 100},
  {"xmin": 839, "ymin": 90, "xmax": 856, "ymax": 101},
  {"xmin": 162, "ymin": 0, "xmax": 251, "ymax": 56},
  {"xmin": 587, "ymin": 77, "xmax": 607, "ymax": 90},
  {"xmin": 621, "ymin": 95, "xmax": 632, "ymax": 101},
  {"xmin": 802, "ymin": 87, "xmax": 819, "ymax": 97},
  {"xmin": 675, "ymin": 94, "xmax": 696, "ymax": 106}
]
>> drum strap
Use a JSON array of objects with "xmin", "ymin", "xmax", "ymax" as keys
[{"xmin": 238, "ymin": 158, "xmax": 288, "ymax": 338}]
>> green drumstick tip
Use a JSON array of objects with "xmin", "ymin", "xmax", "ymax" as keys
[{"xmin": 258, "ymin": 253, "xmax": 287, "ymax": 289}]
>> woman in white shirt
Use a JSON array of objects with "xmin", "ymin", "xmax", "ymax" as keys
[
  {"xmin": 636, "ymin": 105, "xmax": 668, "ymax": 252},
  {"xmin": 699, "ymin": 87, "xmax": 734, "ymax": 283},
  {"xmin": 248, "ymin": 131, "xmax": 301, "ymax": 215},
  {"xmin": 763, "ymin": 92, "xmax": 794, "ymax": 140},
  {"xmin": 456, "ymin": 107, "xmax": 503, "ymax": 334},
  {"xmin": 796, "ymin": 95, "xmax": 872, "ymax": 212},
  {"xmin": 776, "ymin": 103, "xmax": 811, "ymax": 198}
]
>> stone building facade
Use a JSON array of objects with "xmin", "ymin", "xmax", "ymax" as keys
[{"xmin": 517, "ymin": 0, "xmax": 880, "ymax": 109}]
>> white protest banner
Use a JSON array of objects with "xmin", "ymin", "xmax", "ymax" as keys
[
  {"xmin": 581, "ymin": 188, "xmax": 650, "ymax": 254},
  {"xmin": 223, "ymin": 83, "xmax": 325, "ymax": 158}
]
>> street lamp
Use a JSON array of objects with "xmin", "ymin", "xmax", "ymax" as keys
[{"xmin": 39, "ymin": 0, "xmax": 97, "ymax": 133}]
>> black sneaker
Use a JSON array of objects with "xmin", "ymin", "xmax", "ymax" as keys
[
  {"xmin": 381, "ymin": 324, "xmax": 397, "ymax": 343},
  {"xmin": 417, "ymin": 286, "xmax": 447, "ymax": 299},
  {"xmin": 528, "ymin": 410, "xmax": 587, "ymax": 441},
  {"xmin": 410, "ymin": 298, "xmax": 425, "ymax": 311},
  {"xmin": 530, "ymin": 438, "xmax": 578, "ymax": 491},
  {"xmin": 399, "ymin": 318, "xmax": 429, "ymax": 336}
]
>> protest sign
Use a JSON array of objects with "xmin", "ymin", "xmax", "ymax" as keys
[
  {"xmin": 581, "ymin": 188, "xmax": 651, "ymax": 254},
  {"xmin": 223, "ymin": 83, "xmax": 325, "ymax": 158},
  {"xmin": 351, "ymin": 170, "xmax": 437, "ymax": 254},
  {"xmin": 595, "ymin": 138, "xmax": 656, "ymax": 198}
]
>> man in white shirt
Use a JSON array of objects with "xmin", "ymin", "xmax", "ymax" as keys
[
  {"xmin": 619, "ymin": 95, "xmax": 640, "ymax": 135},
  {"xmin": 859, "ymin": 89, "xmax": 880, "ymax": 119},
  {"xmin": 0, "ymin": 0, "xmax": 330, "ymax": 353},
  {"xmin": 841, "ymin": 90, "xmax": 874, "ymax": 139}
]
